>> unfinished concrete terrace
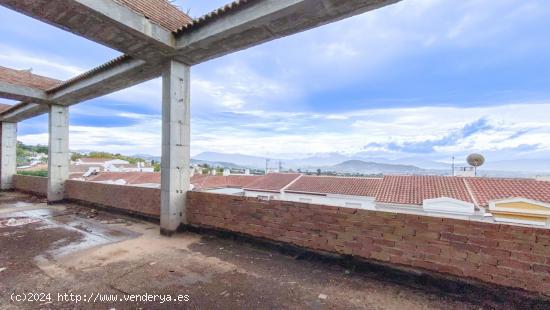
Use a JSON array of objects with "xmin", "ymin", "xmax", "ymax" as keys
[
  {"xmin": 1, "ymin": 191, "xmax": 548, "ymax": 309},
  {"xmin": 1, "ymin": 0, "xmax": 550, "ymax": 308}
]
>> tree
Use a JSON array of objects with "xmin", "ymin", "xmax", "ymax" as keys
[{"xmin": 316, "ymin": 168, "xmax": 321, "ymax": 176}]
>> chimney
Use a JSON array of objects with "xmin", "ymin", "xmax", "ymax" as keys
[
  {"xmin": 211, "ymin": 169, "xmax": 217, "ymax": 176},
  {"xmin": 245, "ymin": 169, "xmax": 250, "ymax": 175},
  {"xmin": 223, "ymin": 168, "xmax": 230, "ymax": 176}
]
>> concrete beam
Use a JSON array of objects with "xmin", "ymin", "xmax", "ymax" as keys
[
  {"xmin": 0, "ymin": 103, "xmax": 49, "ymax": 123},
  {"xmin": 49, "ymin": 57, "xmax": 160, "ymax": 106},
  {"xmin": 0, "ymin": 0, "xmax": 178, "ymax": 60},
  {"xmin": 0, "ymin": 0, "xmax": 401, "ymax": 123},
  {"xmin": 0, "ymin": 122, "xmax": 17, "ymax": 190},
  {"xmin": 0, "ymin": 81, "xmax": 50, "ymax": 103},
  {"xmin": 0, "ymin": 57, "xmax": 160, "ymax": 122},
  {"xmin": 175, "ymin": 0, "xmax": 401, "ymax": 65},
  {"xmin": 47, "ymin": 105, "xmax": 69, "ymax": 202},
  {"xmin": 160, "ymin": 60, "xmax": 190, "ymax": 234}
]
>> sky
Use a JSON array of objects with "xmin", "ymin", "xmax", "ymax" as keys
[{"xmin": 2, "ymin": 0, "xmax": 550, "ymax": 164}]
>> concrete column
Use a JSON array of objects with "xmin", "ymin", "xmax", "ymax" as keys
[
  {"xmin": 160, "ymin": 60, "xmax": 191, "ymax": 235},
  {"xmin": 47, "ymin": 104, "xmax": 69, "ymax": 202},
  {"xmin": 0, "ymin": 122, "xmax": 17, "ymax": 190}
]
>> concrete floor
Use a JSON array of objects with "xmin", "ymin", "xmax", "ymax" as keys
[{"xmin": 0, "ymin": 191, "xmax": 547, "ymax": 309}]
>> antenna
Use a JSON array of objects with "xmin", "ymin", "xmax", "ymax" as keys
[{"xmin": 467, "ymin": 153, "xmax": 485, "ymax": 177}]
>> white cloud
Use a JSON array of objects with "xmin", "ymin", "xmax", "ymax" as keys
[{"xmin": 0, "ymin": 44, "xmax": 84, "ymax": 79}]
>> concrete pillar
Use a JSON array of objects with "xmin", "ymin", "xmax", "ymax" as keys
[
  {"xmin": 47, "ymin": 104, "xmax": 69, "ymax": 202},
  {"xmin": 0, "ymin": 122, "xmax": 17, "ymax": 190},
  {"xmin": 160, "ymin": 60, "xmax": 190, "ymax": 235}
]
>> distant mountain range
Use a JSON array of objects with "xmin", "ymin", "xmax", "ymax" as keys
[
  {"xmin": 123, "ymin": 151, "xmax": 550, "ymax": 177},
  {"xmin": 328, "ymin": 160, "xmax": 422, "ymax": 175},
  {"xmin": 191, "ymin": 151, "xmax": 550, "ymax": 177},
  {"xmin": 192, "ymin": 151, "xmax": 447, "ymax": 171}
]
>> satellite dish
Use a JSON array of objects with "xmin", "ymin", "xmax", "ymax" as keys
[{"xmin": 466, "ymin": 153, "xmax": 485, "ymax": 176}]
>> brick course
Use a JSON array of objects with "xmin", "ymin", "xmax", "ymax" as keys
[
  {"xmin": 187, "ymin": 191, "xmax": 550, "ymax": 296},
  {"xmin": 65, "ymin": 180, "xmax": 160, "ymax": 218},
  {"xmin": 13, "ymin": 175, "xmax": 47, "ymax": 196}
]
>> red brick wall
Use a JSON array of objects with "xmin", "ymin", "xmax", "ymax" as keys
[
  {"xmin": 65, "ymin": 180, "xmax": 160, "ymax": 218},
  {"xmin": 13, "ymin": 175, "xmax": 47, "ymax": 196},
  {"xmin": 187, "ymin": 192, "xmax": 550, "ymax": 296}
]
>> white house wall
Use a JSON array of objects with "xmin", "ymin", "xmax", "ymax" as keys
[{"xmin": 283, "ymin": 192, "xmax": 376, "ymax": 210}]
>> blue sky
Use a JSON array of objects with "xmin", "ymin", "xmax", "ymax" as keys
[{"xmin": 2, "ymin": 0, "xmax": 550, "ymax": 163}]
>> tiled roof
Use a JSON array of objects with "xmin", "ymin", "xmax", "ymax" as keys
[
  {"xmin": 86, "ymin": 172, "xmax": 160, "ymax": 185},
  {"xmin": 191, "ymin": 175, "xmax": 227, "ymax": 190},
  {"xmin": 375, "ymin": 175, "xmax": 474, "ymax": 206},
  {"xmin": 113, "ymin": 0, "xmax": 193, "ymax": 32},
  {"xmin": 128, "ymin": 172, "xmax": 161, "ymax": 185},
  {"xmin": 465, "ymin": 178, "xmax": 550, "ymax": 207},
  {"xmin": 244, "ymin": 173, "xmax": 302, "ymax": 192},
  {"xmin": 0, "ymin": 104, "xmax": 12, "ymax": 112},
  {"xmin": 226, "ymin": 175, "xmax": 263, "ymax": 188},
  {"xmin": 176, "ymin": 0, "xmax": 255, "ymax": 34},
  {"xmin": 286, "ymin": 175, "xmax": 381, "ymax": 197},
  {"xmin": 191, "ymin": 175, "xmax": 262, "ymax": 190},
  {"xmin": 0, "ymin": 66, "xmax": 62, "ymax": 90},
  {"xmin": 46, "ymin": 55, "xmax": 133, "ymax": 94}
]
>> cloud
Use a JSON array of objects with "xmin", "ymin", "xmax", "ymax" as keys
[
  {"xmin": 8, "ymin": 0, "xmax": 550, "ymax": 163},
  {"xmin": 0, "ymin": 44, "xmax": 85, "ymax": 79},
  {"xmin": 371, "ymin": 118, "xmax": 493, "ymax": 154}
]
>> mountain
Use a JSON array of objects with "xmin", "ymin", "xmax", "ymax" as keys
[
  {"xmin": 193, "ymin": 152, "xmax": 270, "ymax": 169},
  {"xmin": 132, "ymin": 154, "xmax": 161, "ymax": 162},
  {"xmin": 325, "ymin": 160, "xmax": 423, "ymax": 174},
  {"xmin": 192, "ymin": 151, "xmax": 549, "ymax": 177},
  {"xmin": 191, "ymin": 159, "xmax": 245, "ymax": 169}
]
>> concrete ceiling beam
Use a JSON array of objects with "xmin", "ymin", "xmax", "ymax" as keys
[
  {"xmin": 0, "ymin": 0, "xmax": 402, "ymax": 123},
  {"xmin": 0, "ymin": 0, "xmax": 178, "ymax": 60},
  {"xmin": 0, "ymin": 82, "xmax": 51, "ymax": 104},
  {"xmin": 0, "ymin": 102, "xmax": 48, "ymax": 123}
]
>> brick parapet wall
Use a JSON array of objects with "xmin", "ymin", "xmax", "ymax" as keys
[
  {"xmin": 187, "ymin": 191, "xmax": 550, "ymax": 296},
  {"xmin": 13, "ymin": 175, "xmax": 47, "ymax": 196},
  {"xmin": 65, "ymin": 180, "xmax": 160, "ymax": 218}
]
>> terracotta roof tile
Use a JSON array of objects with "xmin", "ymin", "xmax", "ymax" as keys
[
  {"xmin": 191, "ymin": 174, "xmax": 262, "ymax": 190},
  {"xmin": 286, "ymin": 175, "xmax": 381, "ymax": 197},
  {"xmin": 86, "ymin": 172, "xmax": 160, "ymax": 185},
  {"xmin": 0, "ymin": 66, "xmax": 62, "ymax": 90},
  {"xmin": 0, "ymin": 104, "xmax": 12, "ymax": 113},
  {"xmin": 465, "ymin": 178, "xmax": 550, "ymax": 207},
  {"xmin": 113, "ymin": 0, "xmax": 193, "ymax": 32},
  {"xmin": 375, "ymin": 175, "xmax": 474, "ymax": 206},
  {"xmin": 226, "ymin": 175, "xmax": 263, "ymax": 188},
  {"xmin": 46, "ymin": 54, "xmax": 133, "ymax": 94},
  {"xmin": 177, "ymin": 0, "xmax": 255, "ymax": 34},
  {"xmin": 244, "ymin": 173, "xmax": 302, "ymax": 192}
]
